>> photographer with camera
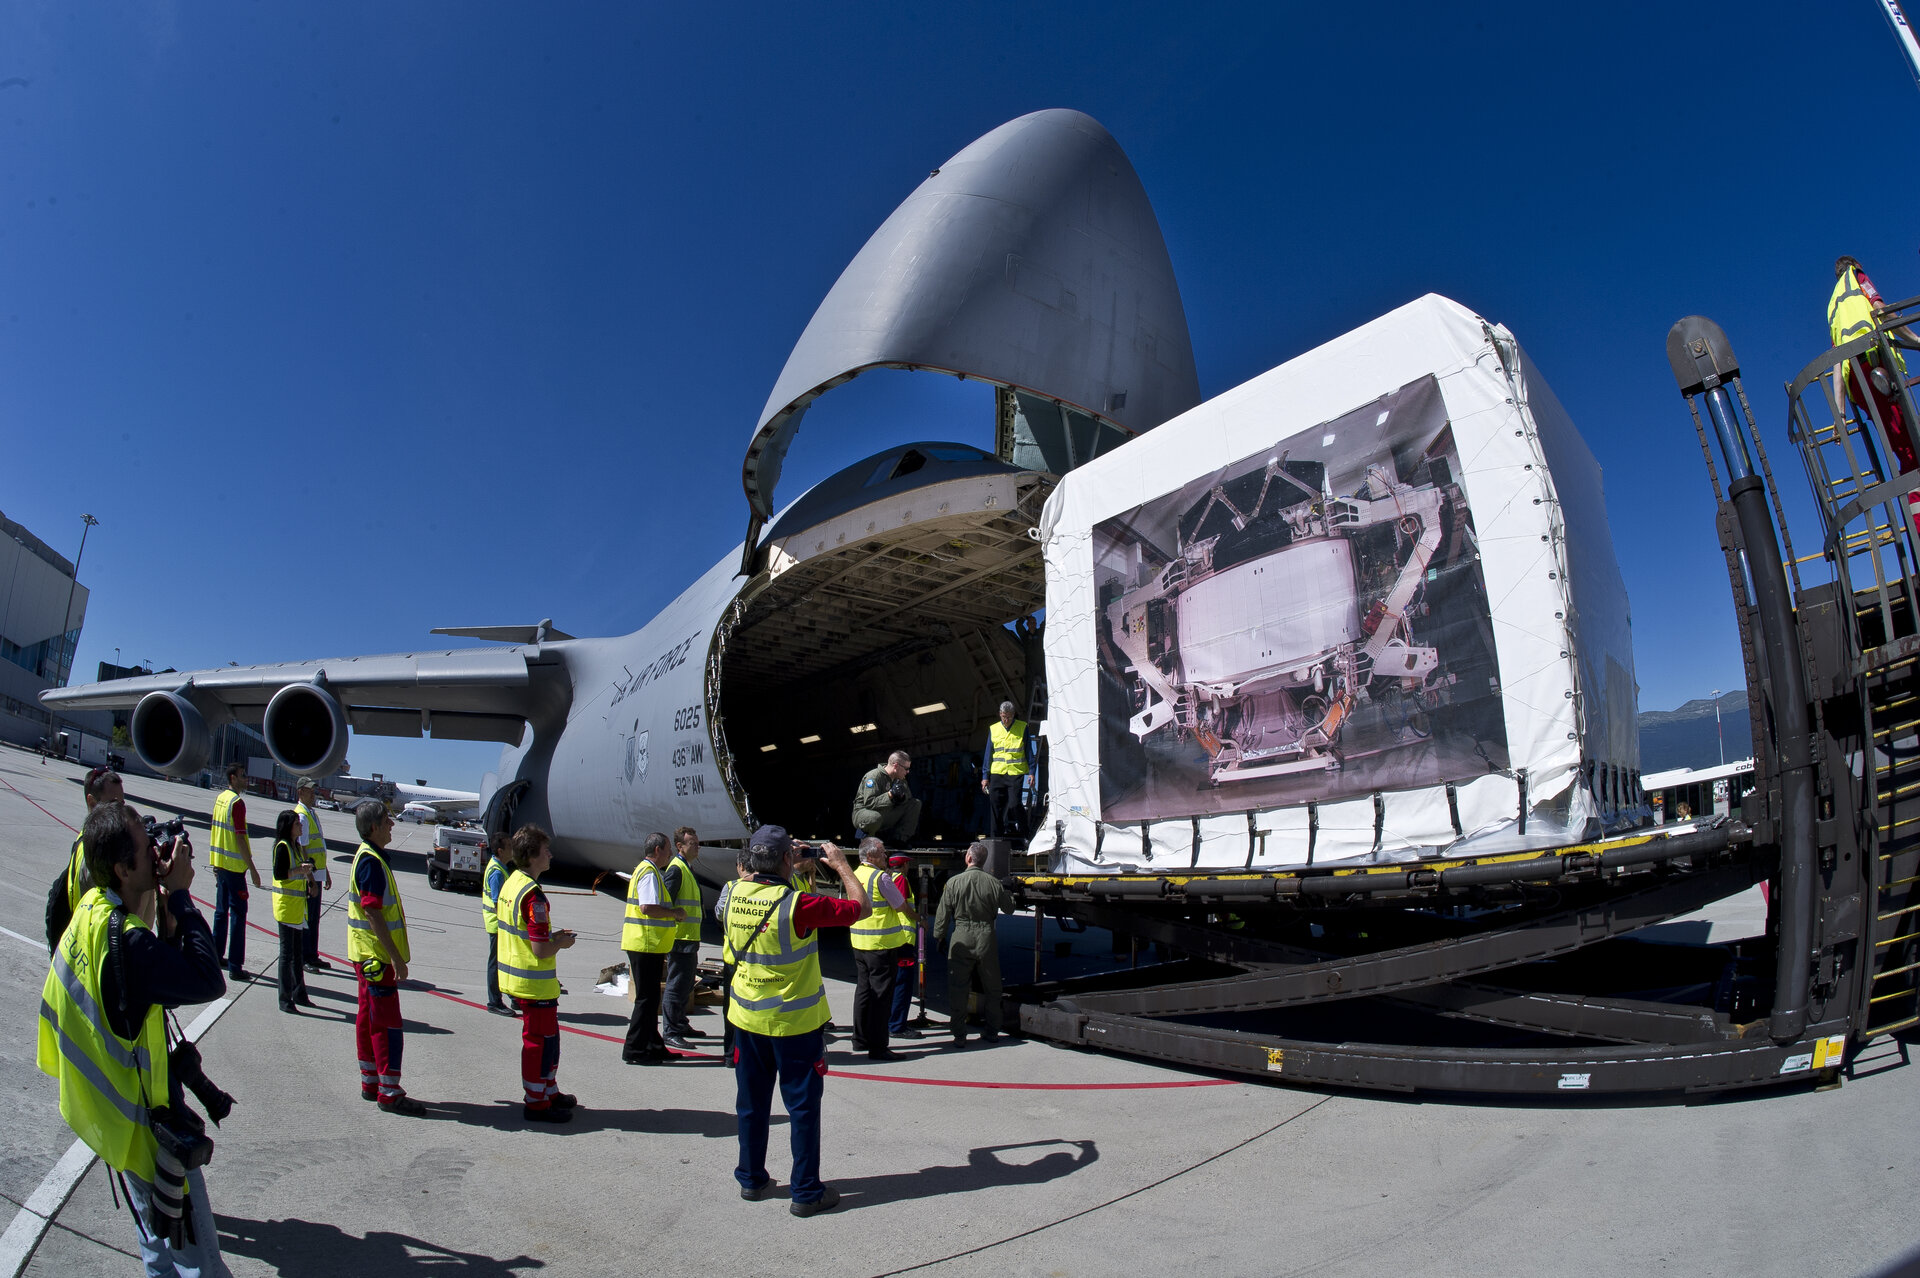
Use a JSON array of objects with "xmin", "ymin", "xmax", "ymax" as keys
[
  {"xmin": 851, "ymin": 750, "xmax": 922, "ymax": 846},
  {"xmin": 46, "ymin": 765, "xmax": 126, "ymax": 949},
  {"xmin": 37, "ymin": 800, "xmax": 231, "ymax": 1276},
  {"xmin": 726, "ymin": 826, "xmax": 869, "ymax": 1217}
]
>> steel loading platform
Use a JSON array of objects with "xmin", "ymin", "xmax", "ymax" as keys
[{"xmin": 997, "ymin": 310, "xmax": 1920, "ymax": 1099}]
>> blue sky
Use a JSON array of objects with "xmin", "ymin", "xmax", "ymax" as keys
[{"xmin": 4, "ymin": 2, "xmax": 1914, "ymax": 787}]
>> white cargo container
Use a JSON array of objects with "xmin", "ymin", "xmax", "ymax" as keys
[{"xmin": 1037, "ymin": 294, "xmax": 1640, "ymax": 872}]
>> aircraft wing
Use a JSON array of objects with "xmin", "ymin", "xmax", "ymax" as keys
[{"xmin": 41, "ymin": 646, "xmax": 556, "ymax": 745}]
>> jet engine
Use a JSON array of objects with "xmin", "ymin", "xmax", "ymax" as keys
[
  {"xmin": 262, "ymin": 682, "xmax": 351, "ymax": 779},
  {"xmin": 130, "ymin": 690, "xmax": 213, "ymax": 777}
]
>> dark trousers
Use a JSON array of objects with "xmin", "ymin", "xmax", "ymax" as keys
[
  {"xmin": 623, "ymin": 950, "xmax": 667, "ymax": 1059},
  {"xmin": 303, "ymin": 882, "xmax": 322, "ymax": 964},
  {"xmin": 988, "ymin": 775, "xmax": 1024, "ymax": 837},
  {"xmin": 210, "ymin": 867, "xmax": 249, "ymax": 976},
  {"xmin": 733, "ymin": 1026, "xmax": 825, "ymax": 1202},
  {"xmin": 276, "ymin": 923, "xmax": 308, "ymax": 1007},
  {"xmin": 947, "ymin": 923, "xmax": 1003, "ymax": 1038},
  {"xmin": 851, "ymin": 946, "xmax": 905, "ymax": 1052},
  {"xmin": 662, "ymin": 939, "xmax": 699, "ymax": 1035},
  {"xmin": 485, "ymin": 931, "xmax": 506, "ymax": 1008},
  {"xmin": 720, "ymin": 965, "xmax": 736, "ymax": 1062},
  {"xmin": 890, "ymin": 949, "xmax": 917, "ymax": 1032}
]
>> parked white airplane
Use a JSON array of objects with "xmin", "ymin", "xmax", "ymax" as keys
[{"xmin": 42, "ymin": 109, "xmax": 1200, "ymax": 886}]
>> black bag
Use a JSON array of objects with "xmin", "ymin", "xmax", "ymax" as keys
[{"xmin": 45, "ymin": 865, "xmax": 73, "ymax": 952}]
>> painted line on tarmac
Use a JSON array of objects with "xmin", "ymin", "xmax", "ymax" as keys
[
  {"xmin": 1, "ymin": 774, "xmax": 1239, "ymax": 1094},
  {"xmin": 0, "ymin": 924, "xmax": 47, "ymax": 954},
  {"xmin": 0, "ymin": 994, "xmax": 241, "ymax": 1278}
]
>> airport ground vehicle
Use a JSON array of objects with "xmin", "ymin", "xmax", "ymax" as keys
[{"xmin": 426, "ymin": 824, "xmax": 489, "ymax": 892}]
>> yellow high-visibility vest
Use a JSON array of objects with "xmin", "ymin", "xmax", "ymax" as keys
[
  {"xmin": 988, "ymin": 719, "xmax": 1029, "ymax": 776},
  {"xmin": 667, "ymin": 854, "xmax": 703, "ymax": 944},
  {"xmin": 622, "ymin": 860, "xmax": 677, "ymax": 953},
  {"xmin": 268, "ymin": 839, "xmax": 309, "ymax": 927},
  {"xmin": 208, "ymin": 787, "xmax": 250, "ymax": 874},
  {"xmin": 36, "ymin": 889, "xmax": 171, "ymax": 1180},
  {"xmin": 65, "ymin": 836, "xmax": 89, "ymax": 914},
  {"xmin": 346, "ymin": 842, "xmax": 409, "ymax": 965},
  {"xmin": 725, "ymin": 879, "xmax": 828, "ymax": 1036},
  {"xmin": 294, "ymin": 802, "xmax": 327, "ymax": 872},
  {"xmin": 481, "ymin": 855, "xmax": 509, "ymax": 936},
  {"xmin": 849, "ymin": 863, "xmax": 911, "ymax": 951},
  {"xmin": 495, "ymin": 869, "xmax": 560, "ymax": 1001}
]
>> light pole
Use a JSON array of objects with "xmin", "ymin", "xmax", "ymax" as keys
[
  {"xmin": 56, "ymin": 514, "xmax": 97, "ymax": 687},
  {"xmin": 1710, "ymin": 687, "xmax": 1725, "ymax": 767}
]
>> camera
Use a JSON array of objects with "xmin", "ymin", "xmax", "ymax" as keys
[
  {"xmin": 169, "ymin": 1039, "xmax": 234, "ymax": 1126},
  {"xmin": 150, "ymin": 1105, "xmax": 214, "ymax": 1172},
  {"xmin": 889, "ymin": 782, "xmax": 909, "ymax": 802},
  {"xmin": 792, "ymin": 842, "xmax": 824, "ymax": 861},
  {"xmin": 144, "ymin": 815, "xmax": 188, "ymax": 848}
]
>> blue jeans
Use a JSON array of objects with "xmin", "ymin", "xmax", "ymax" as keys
[
  {"xmin": 209, "ymin": 868, "xmax": 248, "ymax": 976},
  {"xmin": 733, "ymin": 1026, "xmax": 825, "ymax": 1202},
  {"xmin": 123, "ymin": 1166, "xmax": 229, "ymax": 1277},
  {"xmin": 890, "ymin": 951, "xmax": 917, "ymax": 1032}
]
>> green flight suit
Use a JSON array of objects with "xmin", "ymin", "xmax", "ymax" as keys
[
  {"xmin": 852, "ymin": 765, "xmax": 922, "ymax": 842},
  {"xmin": 933, "ymin": 866, "xmax": 1014, "ymax": 1039}
]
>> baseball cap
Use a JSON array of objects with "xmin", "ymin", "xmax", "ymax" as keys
[
  {"xmin": 748, "ymin": 824, "xmax": 793, "ymax": 857},
  {"xmin": 296, "ymin": 777, "xmax": 317, "ymax": 790}
]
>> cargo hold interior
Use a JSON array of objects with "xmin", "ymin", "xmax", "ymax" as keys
[{"xmin": 713, "ymin": 474, "xmax": 1052, "ymax": 843}]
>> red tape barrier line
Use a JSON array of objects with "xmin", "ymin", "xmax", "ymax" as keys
[{"xmin": 4, "ymin": 773, "xmax": 1236, "ymax": 1091}]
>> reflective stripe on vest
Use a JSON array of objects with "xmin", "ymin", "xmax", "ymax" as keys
[
  {"xmin": 481, "ymin": 855, "xmax": 509, "ymax": 936},
  {"xmin": 346, "ymin": 842, "xmax": 410, "ymax": 964},
  {"xmin": 725, "ymin": 879, "xmax": 828, "ymax": 1035},
  {"xmin": 295, "ymin": 802, "xmax": 327, "ymax": 870},
  {"xmin": 65, "ymin": 836, "xmax": 89, "ymax": 914},
  {"xmin": 495, "ymin": 869, "xmax": 560, "ymax": 1000},
  {"xmin": 35, "ymin": 889, "xmax": 170, "ymax": 1179},
  {"xmin": 209, "ymin": 788, "xmax": 249, "ymax": 873},
  {"xmin": 667, "ymin": 855, "xmax": 702, "ymax": 943},
  {"xmin": 849, "ymin": 863, "xmax": 912, "ymax": 950},
  {"xmin": 621, "ymin": 860, "xmax": 677, "ymax": 953},
  {"xmin": 268, "ymin": 839, "xmax": 309, "ymax": 926},
  {"xmin": 988, "ymin": 720, "xmax": 1029, "ymax": 775}
]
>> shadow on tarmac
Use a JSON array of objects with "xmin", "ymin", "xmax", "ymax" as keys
[
  {"xmin": 830, "ymin": 1139, "xmax": 1098, "ymax": 1209},
  {"xmin": 403, "ymin": 1100, "xmax": 778, "ymax": 1138},
  {"xmin": 219, "ymin": 1217, "xmax": 544, "ymax": 1275}
]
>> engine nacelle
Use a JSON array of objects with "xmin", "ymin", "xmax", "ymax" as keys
[
  {"xmin": 262, "ymin": 683, "xmax": 351, "ymax": 779},
  {"xmin": 130, "ymin": 691, "xmax": 212, "ymax": 777}
]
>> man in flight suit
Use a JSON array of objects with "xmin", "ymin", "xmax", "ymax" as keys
[
  {"xmin": 852, "ymin": 750, "xmax": 921, "ymax": 845},
  {"xmin": 933, "ymin": 841, "xmax": 1016, "ymax": 1046}
]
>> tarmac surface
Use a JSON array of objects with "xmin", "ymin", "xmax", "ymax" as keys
[{"xmin": 3, "ymin": 746, "xmax": 1918, "ymax": 1277}]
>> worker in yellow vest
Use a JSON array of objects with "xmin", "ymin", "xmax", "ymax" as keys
[
  {"xmin": 268, "ymin": 808, "xmax": 315, "ymax": 1013},
  {"xmin": 727, "ymin": 825, "xmax": 869, "ymax": 1217},
  {"xmin": 980, "ymin": 701, "xmax": 1034, "ymax": 838},
  {"xmin": 346, "ymin": 800, "xmax": 424, "ymax": 1115},
  {"xmin": 481, "ymin": 830, "xmax": 516, "ymax": 1014},
  {"xmin": 1831, "ymin": 255, "xmax": 1920, "ymax": 532},
  {"xmin": 849, "ymin": 837, "xmax": 920, "ymax": 1061},
  {"xmin": 293, "ymin": 778, "xmax": 333, "ymax": 974},
  {"xmin": 39, "ymin": 800, "xmax": 228, "ymax": 1273},
  {"xmin": 52, "ymin": 767, "xmax": 124, "ymax": 948},
  {"xmin": 621, "ymin": 832, "xmax": 685, "ymax": 1063},
  {"xmin": 496, "ymin": 824, "xmax": 579, "ymax": 1122},
  {"xmin": 207, "ymin": 761, "xmax": 263, "ymax": 982},
  {"xmin": 660, "ymin": 825, "xmax": 708, "ymax": 1050}
]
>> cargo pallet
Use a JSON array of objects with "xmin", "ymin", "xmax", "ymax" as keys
[{"xmin": 1003, "ymin": 309, "xmax": 1920, "ymax": 1097}]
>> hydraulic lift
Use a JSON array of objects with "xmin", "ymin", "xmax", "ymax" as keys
[{"xmin": 1002, "ymin": 306, "xmax": 1920, "ymax": 1097}]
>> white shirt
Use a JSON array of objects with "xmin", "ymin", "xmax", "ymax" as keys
[
  {"xmin": 873, "ymin": 870, "xmax": 906, "ymax": 909},
  {"xmin": 633, "ymin": 865, "xmax": 665, "ymax": 906}
]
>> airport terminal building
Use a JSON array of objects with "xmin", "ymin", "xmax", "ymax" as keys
[{"xmin": 0, "ymin": 509, "xmax": 104, "ymax": 755}]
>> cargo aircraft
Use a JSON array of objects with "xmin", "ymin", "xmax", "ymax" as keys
[{"xmin": 42, "ymin": 109, "xmax": 1202, "ymax": 886}]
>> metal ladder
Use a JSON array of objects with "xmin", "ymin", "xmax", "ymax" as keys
[{"xmin": 1785, "ymin": 298, "xmax": 1920, "ymax": 1039}]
